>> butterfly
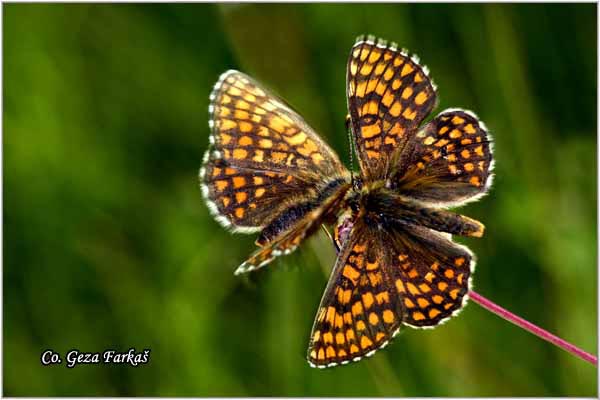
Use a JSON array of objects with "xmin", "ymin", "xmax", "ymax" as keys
[{"xmin": 199, "ymin": 35, "xmax": 493, "ymax": 368}]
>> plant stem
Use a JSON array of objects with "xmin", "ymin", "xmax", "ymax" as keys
[{"xmin": 469, "ymin": 290, "xmax": 597, "ymax": 366}]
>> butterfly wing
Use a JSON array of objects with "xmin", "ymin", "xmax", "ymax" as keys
[
  {"xmin": 234, "ymin": 176, "xmax": 349, "ymax": 274},
  {"xmin": 200, "ymin": 70, "xmax": 351, "ymax": 270},
  {"xmin": 207, "ymin": 70, "xmax": 346, "ymax": 180},
  {"xmin": 201, "ymin": 150, "xmax": 314, "ymax": 233},
  {"xmin": 347, "ymin": 36, "xmax": 493, "ymax": 206},
  {"xmin": 387, "ymin": 224, "xmax": 473, "ymax": 328},
  {"xmin": 307, "ymin": 195, "xmax": 475, "ymax": 367},
  {"xmin": 390, "ymin": 108, "xmax": 494, "ymax": 207},
  {"xmin": 307, "ymin": 220, "xmax": 404, "ymax": 368},
  {"xmin": 346, "ymin": 35, "xmax": 438, "ymax": 181}
]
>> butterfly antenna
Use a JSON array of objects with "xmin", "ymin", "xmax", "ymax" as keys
[{"xmin": 345, "ymin": 114, "xmax": 356, "ymax": 190}]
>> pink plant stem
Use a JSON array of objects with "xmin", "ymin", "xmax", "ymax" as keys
[{"xmin": 469, "ymin": 290, "xmax": 597, "ymax": 366}]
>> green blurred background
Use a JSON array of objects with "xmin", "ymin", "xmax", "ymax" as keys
[{"xmin": 4, "ymin": 3, "xmax": 597, "ymax": 396}]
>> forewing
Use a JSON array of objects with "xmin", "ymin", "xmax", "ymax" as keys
[
  {"xmin": 347, "ymin": 35, "xmax": 438, "ymax": 181},
  {"xmin": 308, "ymin": 222, "xmax": 404, "ymax": 368},
  {"xmin": 208, "ymin": 70, "xmax": 346, "ymax": 179},
  {"xmin": 200, "ymin": 151, "xmax": 309, "ymax": 232},
  {"xmin": 391, "ymin": 109, "xmax": 493, "ymax": 207},
  {"xmin": 201, "ymin": 70, "xmax": 350, "ymax": 233},
  {"xmin": 389, "ymin": 224, "xmax": 473, "ymax": 328}
]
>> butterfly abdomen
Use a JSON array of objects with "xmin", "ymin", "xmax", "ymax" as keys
[
  {"xmin": 361, "ymin": 189, "xmax": 485, "ymax": 238},
  {"xmin": 256, "ymin": 177, "xmax": 350, "ymax": 246}
]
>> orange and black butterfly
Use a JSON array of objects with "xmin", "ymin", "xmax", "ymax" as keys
[{"xmin": 200, "ymin": 35, "xmax": 494, "ymax": 368}]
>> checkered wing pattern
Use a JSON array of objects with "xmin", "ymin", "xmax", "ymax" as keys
[
  {"xmin": 389, "ymin": 224, "xmax": 473, "ymax": 328},
  {"xmin": 200, "ymin": 70, "xmax": 351, "ymax": 271},
  {"xmin": 204, "ymin": 35, "xmax": 494, "ymax": 369},
  {"xmin": 347, "ymin": 35, "xmax": 438, "ymax": 181},
  {"xmin": 201, "ymin": 151, "xmax": 313, "ymax": 232},
  {"xmin": 207, "ymin": 70, "xmax": 346, "ymax": 179},
  {"xmin": 391, "ymin": 109, "xmax": 493, "ymax": 207},
  {"xmin": 307, "ymin": 203, "xmax": 475, "ymax": 367},
  {"xmin": 308, "ymin": 222, "xmax": 404, "ymax": 368},
  {"xmin": 201, "ymin": 70, "xmax": 350, "ymax": 232}
]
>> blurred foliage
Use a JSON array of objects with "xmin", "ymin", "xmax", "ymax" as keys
[{"xmin": 3, "ymin": 3, "xmax": 597, "ymax": 396}]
